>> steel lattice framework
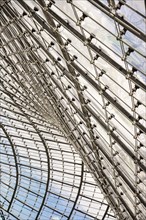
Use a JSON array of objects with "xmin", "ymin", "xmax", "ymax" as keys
[{"xmin": 0, "ymin": 0, "xmax": 146, "ymax": 220}]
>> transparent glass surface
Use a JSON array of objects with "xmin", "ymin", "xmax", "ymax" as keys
[{"xmin": 0, "ymin": 0, "xmax": 146, "ymax": 220}]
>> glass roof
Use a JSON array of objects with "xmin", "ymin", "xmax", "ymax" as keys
[{"xmin": 0, "ymin": 0, "xmax": 146, "ymax": 219}]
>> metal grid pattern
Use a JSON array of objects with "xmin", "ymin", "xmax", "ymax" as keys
[
  {"xmin": 0, "ymin": 94, "xmax": 115, "ymax": 220},
  {"xmin": 0, "ymin": 0, "xmax": 146, "ymax": 219}
]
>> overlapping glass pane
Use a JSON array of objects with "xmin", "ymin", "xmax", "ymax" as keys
[{"xmin": 0, "ymin": 0, "xmax": 146, "ymax": 219}]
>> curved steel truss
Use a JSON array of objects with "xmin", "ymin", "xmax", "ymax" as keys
[{"xmin": 0, "ymin": 0, "xmax": 146, "ymax": 219}]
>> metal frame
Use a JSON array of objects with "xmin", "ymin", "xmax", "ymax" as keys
[{"xmin": 0, "ymin": 0, "xmax": 146, "ymax": 219}]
